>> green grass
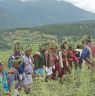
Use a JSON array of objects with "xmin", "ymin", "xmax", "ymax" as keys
[
  {"xmin": 0, "ymin": 28, "xmax": 95, "ymax": 96},
  {"xmin": 18, "ymin": 65, "xmax": 95, "ymax": 96},
  {"xmin": 1, "ymin": 53, "xmax": 95, "ymax": 96},
  {"xmin": 0, "ymin": 42, "xmax": 95, "ymax": 96}
]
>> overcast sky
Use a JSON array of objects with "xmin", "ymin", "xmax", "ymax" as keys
[{"xmin": 62, "ymin": 0, "xmax": 95, "ymax": 13}]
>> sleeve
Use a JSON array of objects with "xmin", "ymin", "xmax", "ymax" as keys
[{"xmin": 58, "ymin": 51, "xmax": 63, "ymax": 68}]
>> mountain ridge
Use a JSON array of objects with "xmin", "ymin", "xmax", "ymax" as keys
[{"xmin": 0, "ymin": 0, "xmax": 95, "ymax": 28}]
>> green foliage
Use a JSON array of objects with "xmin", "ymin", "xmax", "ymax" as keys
[
  {"xmin": 0, "ymin": 23, "xmax": 95, "ymax": 96},
  {"xmin": 18, "ymin": 66, "xmax": 95, "ymax": 96},
  {"xmin": 1, "ymin": 50, "xmax": 95, "ymax": 96},
  {"xmin": 0, "ymin": 22, "xmax": 95, "ymax": 50},
  {"xmin": 30, "ymin": 23, "xmax": 95, "ymax": 36}
]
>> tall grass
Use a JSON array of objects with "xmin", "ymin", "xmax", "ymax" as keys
[{"xmin": 0, "ymin": 51, "xmax": 95, "ymax": 96}]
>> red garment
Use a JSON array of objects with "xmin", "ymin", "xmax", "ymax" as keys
[
  {"xmin": 62, "ymin": 50, "xmax": 67, "ymax": 62},
  {"xmin": 58, "ymin": 50, "xmax": 70, "ymax": 76},
  {"xmin": 45, "ymin": 49, "xmax": 57, "ymax": 67},
  {"xmin": 54, "ymin": 58, "xmax": 61, "ymax": 74},
  {"xmin": 91, "ymin": 45, "xmax": 95, "ymax": 57},
  {"xmin": 52, "ymin": 58, "xmax": 62, "ymax": 80},
  {"xmin": 67, "ymin": 50, "xmax": 79, "ymax": 62},
  {"xmin": 72, "ymin": 53, "xmax": 79, "ymax": 62}
]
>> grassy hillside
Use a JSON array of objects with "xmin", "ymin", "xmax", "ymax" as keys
[
  {"xmin": 30, "ymin": 22, "xmax": 95, "ymax": 36},
  {"xmin": 0, "ymin": 22, "xmax": 95, "ymax": 96},
  {"xmin": 0, "ymin": 21, "xmax": 95, "ymax": 51}
]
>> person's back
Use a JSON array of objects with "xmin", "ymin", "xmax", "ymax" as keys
[
  {"xmin": 33, "ymin": 52, "xmax": 41, "ymax": 76},
  {"xmin": 80, "ymin": 40, "xmax": 93, "ymax": 69},
  {"xmin": 33, "ymin": 52, "xmax": 42, "ymax": 69},
  {"xmin": 81, "ymin": 46, "xmax": 90, "ymax": 60}
]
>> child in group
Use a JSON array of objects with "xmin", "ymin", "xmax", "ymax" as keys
[
  {"xmin": 8, "ymin": 57, "xmax": 21, "ymax": 96},
  {"xmin": 0, "ymin": 62, "xmax": 9, "ymax": 96}
]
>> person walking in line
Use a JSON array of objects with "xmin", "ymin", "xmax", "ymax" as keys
[{"xmin": 22, "ymin": 47, "xmax": 33, "ymax": 94}]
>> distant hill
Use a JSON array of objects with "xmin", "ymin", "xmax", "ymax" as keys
[
  {"xmin": 0, "ymin": 20, "xmax": 95, "ymax": 50},
  {"xmin": 0, "ymin": 0, "xmax": 95, "ymax": 28},
  {"xmin": 30, "ymin": 21, "xmax": 95, "ymax": 36},
  {"xmin": 0, "ymin": 7, "xmax": 23, "ymax": 29}
]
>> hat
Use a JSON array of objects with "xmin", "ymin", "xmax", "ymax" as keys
[{"xmin": 35, "ymin": 52, "xmax": 41, "ymax": 55}]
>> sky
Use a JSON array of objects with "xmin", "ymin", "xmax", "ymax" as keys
[{"xmin": 62, "ymin": 0, "xmax": 95, "ymax": 13}]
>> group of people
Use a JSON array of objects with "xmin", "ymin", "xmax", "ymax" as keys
[{"xmin": 0, "ymin": 38, "xmax": 95, "ymax": 96}]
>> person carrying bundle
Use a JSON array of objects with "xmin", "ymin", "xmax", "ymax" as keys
[
  {"xmin": 8, "ymin": 43, "xmax": 25, "ymax": 92},
  {"xmin": 33, "ymin": 44, "xmax": 46, "ymax": 77},
  {"xmin": 8, "ymin": 57, "xmax": 22, "ymax": 96},
  {"xmin": 45, "ymin": 42, "xmax": 61, "ymax": 80},
  {"xmin": 22, "ymin": 46, "xmax": 33, "ymax": 94},
  {"xmin": 8, "ymin": 43, "xmax": 24, "ymax": 75}
]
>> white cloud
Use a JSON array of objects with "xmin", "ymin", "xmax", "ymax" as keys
[{"xmin": 59, "ymin": 0, "xmax": 95, "ymax": 13}]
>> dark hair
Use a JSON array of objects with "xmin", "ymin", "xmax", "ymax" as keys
[
  {"xmin": 88, "ymin": 36, "xmax": 91, "ymax": 40},
  {"xmin": 68, "ymin": 45, "xmax": 73, "ymax": 50},
  {"xmin": 63, "ymin": 41, "xmax": 67, "ymax": 45},
  {"xmin": 77, "ymin": 45, "xmax": 81, "ymax": 49},
  {"xmin": 86, "ymin": 39, "xmax": 91, "ymax": 44},
  {"xmin": 82, "ymin": 40, "xmax": 85, "ymax": 44},
  {"xmin": 60, "ymin": 44, "xmax": 66, "ymax": 49}
]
